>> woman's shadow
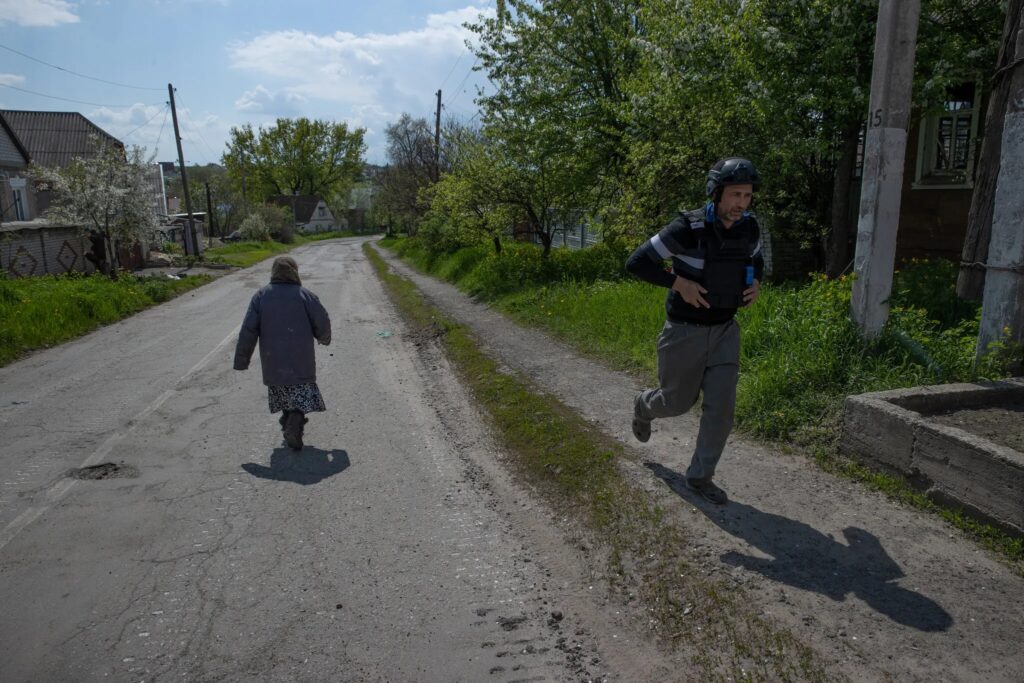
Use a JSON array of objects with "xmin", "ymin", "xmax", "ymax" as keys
[
  {"xmin": 645, "ymin": 461, "xmax": 953, "ymax": 632},
  {"xmin": 242, "ymin": 447, "xmax": 350, "ymax": 485}
]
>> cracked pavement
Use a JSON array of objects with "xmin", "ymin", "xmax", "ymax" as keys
[{"xmin": 0, "ymin": 237, "xmax": 671, "ymax": 682}]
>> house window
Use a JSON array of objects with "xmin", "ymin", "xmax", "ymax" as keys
[
  {"xmin": 318, "ymin": 206, "xmax": 325, "ymax": 217},
  {"xmin": 914, "ymin": 83, "xmax": 980, "ymax": 189},
  {"xmin": 9, "ymin": 177, "xmax": 29, "ymax": 221}
]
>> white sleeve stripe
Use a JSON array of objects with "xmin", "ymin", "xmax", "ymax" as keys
[
  {"xmin": 679, "ymin": 255, "xmax": 705, "ymax": 270},
  {"xmin": 752, "ymin": 240, "xmax": 762, "ymax": 256},
  {"xmin": 650, "ymin": 234, "xmax": 673, "ymax": 259}
]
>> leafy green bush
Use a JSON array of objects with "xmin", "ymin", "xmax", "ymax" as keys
[{"xmin": 239, "ymin": 213, "xmax": 271, "ymax": 242}]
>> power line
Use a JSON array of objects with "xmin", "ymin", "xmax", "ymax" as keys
[
  {"xmin": 122, "ymin": 104, "xmax": 170, "ymax": 140},
  {"xmin": 445, "ymin": 59, "xmax": 480, "ymax": 110},
  {"xmin": 0, "ymin": 42, "xmax": 164, "ymax": 91},
  {"xmin": 0, "ymin": 83, "xmax": 162, "ymax": 108},
  {"xmin": 439, "ymin": 52, "xmax": 464, "ymax": 91},
  {"xmin": 154, "ymin": 106, "xmax": 170, "ymax": 152},
  {"xmin": 176, "ymin": 95, "xmax": 221, "ymax": 163}
]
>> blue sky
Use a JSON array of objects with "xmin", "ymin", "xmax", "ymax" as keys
[{"xmin": 0, "ymin": 0, "xmax": 493, "ymax": 164}]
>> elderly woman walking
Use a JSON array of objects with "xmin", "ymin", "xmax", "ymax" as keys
[{"xmin": 233, "ymin": 256, "xmax": 331, "ymax": 451}]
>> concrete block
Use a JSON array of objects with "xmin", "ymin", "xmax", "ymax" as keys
[
  {"xmin": 841, "ymin": 395, "xmax": 917, "ymax": 473},
  {"xmin": 841, "ymin": 378, "xmax": 1024, "ymax": 536},
  {"xmin": 914, "ymin": 423, "xmax": 1024, "ymax": 534}
]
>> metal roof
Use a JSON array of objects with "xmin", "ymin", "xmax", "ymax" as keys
[{"xmin": 0, "ymin": 110, "xmax": 123, "ymax": 168}]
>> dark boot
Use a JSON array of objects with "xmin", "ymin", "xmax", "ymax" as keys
[{"xmin": 284, "ymin": 411, "xmax": 305, "ymax": 451}]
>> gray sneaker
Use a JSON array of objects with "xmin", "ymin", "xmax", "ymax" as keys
[
  {"xmin": 685, "ymin": 477, "xmax": 728, "ymax": 505},
  {"xmin": 632, "ymin": 392, "xmax": 651, "ymax": 443}
]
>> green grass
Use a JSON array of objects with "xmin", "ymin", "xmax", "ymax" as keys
[
  {"xmin": 380, "ymin": 236, "xmax": 1024, "ymax": 571},
  {"xmin": 0, "ymin": 272, "xmax": 212, "ymax": 367},
  {"xmin": 364, "ymin": 241, "xmax": 831, "ymax": 681},
  {"xmin": 203, "ymin": 240, "xmax": 293, "ymax": 268},
  {"xmin": 203, "ymin": 230, "xmax": 371, "ymax": 267}
]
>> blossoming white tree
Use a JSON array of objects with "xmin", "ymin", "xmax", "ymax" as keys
[{"xmin": 32, "ymin": 135, "xmax": 157, "ymax": 276}]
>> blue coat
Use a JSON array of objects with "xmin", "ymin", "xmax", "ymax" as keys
[{"xmin": 233, "ymin": 282, "xmax": 331, "ymax": 386}]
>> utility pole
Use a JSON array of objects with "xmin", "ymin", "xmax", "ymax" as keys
[
  {"xmin": 977, "ymin": 11, "xmax": 1024, "ymax": 366},
  {"xmin": 205, "ymin": 182, "xmax": 214, "ymax": 248},
  {"xmin": 434, "ymin": 89, "xmax": 442, "ymax": 182},
  {"xmin": 168, "ymin": 83, "xmax": 199, "ymax": 256},
  {"xmin": 850, "ymin": 0, "xmax": 921, "ymax": 339},
  {"xmin": 958, "ymin": 0, "xmax": 1024, "ymax": 300}
]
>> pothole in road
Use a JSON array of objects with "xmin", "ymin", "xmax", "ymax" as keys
[{"xmin": 68, "ymin": 463, "xmax": 139, "ymax": 480}]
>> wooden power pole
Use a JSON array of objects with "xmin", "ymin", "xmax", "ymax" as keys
[
  {"xmin": 434, "ymin": 89, "xmax": 442, "ymax": 182},
  {"xmin": 168, "ymin": 83, "xmax": 199, "ymax": 256},
  {"xmin": 851, "ymin": 0, "xmax": 921, "ymax": 339},
  {"xmin": 958, "ymin": 1, "xmax": 1024, "ymax": 301},
  {"xmin": 977, "ymin": 9, "xmax": 1024, "ymax": 366},
  {"xmin": 205, "ymin": 182, "xmax": 214, "ymax": 248}
]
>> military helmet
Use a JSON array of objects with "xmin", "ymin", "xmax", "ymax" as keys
[{"xmin": 706, "ymin": 157, "xmax": 761, "ymax": 197}]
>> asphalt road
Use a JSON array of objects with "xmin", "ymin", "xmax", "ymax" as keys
[{"xmin": 0, "ymin": 238, "xmax": 628, "ymax": 682}]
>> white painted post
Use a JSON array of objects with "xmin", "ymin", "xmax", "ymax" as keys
[
  {"xmin": 851, "ymin": 0, "xmax": 922, "ymax": 339},
  {"xmin": 978, "ymin": 18, "xmax": 1024, "ymax": 363}
]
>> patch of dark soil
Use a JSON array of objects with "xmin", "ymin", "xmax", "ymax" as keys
[
  {"xmin": 930, "ymin": 401, "xmax": 1024, "ymax": 452},
  {"xmin": 68, "ymin": 462, "xmax": 139, "ymax": 480}
]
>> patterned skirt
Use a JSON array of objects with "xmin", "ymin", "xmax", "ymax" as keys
[{"xmin": 267, "ymin": 382, "xmax": 326, "ymax": 414}]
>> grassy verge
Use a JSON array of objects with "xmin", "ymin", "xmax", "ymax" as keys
[
  {"xmin": 202, "ymin": 240, "xmax": 293, "ymax": 268},
  {"xmin": 0, "ymin": 273, "xmax": 211, "ymax": 367},
  {"xmin": 380, "ymin": 237, "xmax": 1024, "ymax": 573},
  {"xmin": 364, "ymin": 241, "xmax": 831, "ymax": 682},
  {"xmin": 203, "ymin": 230, "xmax": 370, "ymax": 268}
]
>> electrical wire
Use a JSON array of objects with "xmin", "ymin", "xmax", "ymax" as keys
[
  {"xmin": 175, "ymin": 94, "xmax": 221, "ymax": 163},
  {"xmin": 0, "ymin": 83, "xmax": 162, "ymax": 108},
  {"xmin": 439, "ymin": 52, "xmax": 464, "ymax": 91},
  {"xmin": 0, "ymin": 42, "xmax": 164, "ymax": 91},
  {"xmin": 122, "ymin": 104, "xmax": 169, "ymax": 140},
  {"xmin": 445, "ymin": 59, "xmax": 480, "ymax": 110},
  {"xmin": 147, "ymin": 106, "xmax": 171, "ymax": 160}
]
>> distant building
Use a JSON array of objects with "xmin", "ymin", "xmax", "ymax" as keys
[
  {"xmin": 0, "ymin": 110, "xmax": 140, "ymax": 275},
  {"xmin": 0, "ymin": 109, "xmax": 123, "ymax": 221},
  {"xmin": 268, "ymin": 195, "xmax": 340, "ymax": 233}
]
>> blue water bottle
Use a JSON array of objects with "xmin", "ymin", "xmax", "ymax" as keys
[{"xmin": 745, "ymin": 265, "xmax": 754, "ymax": 286}]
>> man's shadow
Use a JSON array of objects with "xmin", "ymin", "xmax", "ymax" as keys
[
  {"xmin": 242, "ymin": 447, "xmax": 350, "ymax": 485},
  {"xmin": 645, "ymin": 462, "xmax": 953, "ymax": 632}
]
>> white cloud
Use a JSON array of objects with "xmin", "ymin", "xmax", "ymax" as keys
[
  {"xmin": 0, "ymin": 74, "xmax": 27, "ymax": 86},
  {"xmin": 235, "ymin": 85, "xmax": 308, "ymax": 113},
  {"xmin": 228, "ymin": 6, "xmax": 491, "ymax": 117},
  {"xmin": 0, "ymin": 0, "xmax": 79, "ymax": 27},
  {"xmin": 87, "ymin": 103, "xmax": 225, "ymax": 163}
]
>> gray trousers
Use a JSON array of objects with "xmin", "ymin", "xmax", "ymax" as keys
[{"xmin": 636, "ymin": 319, "xmax": 740, "ymax": 481}]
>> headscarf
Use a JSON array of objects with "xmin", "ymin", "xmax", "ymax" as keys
[{"xmin": 270, "ymin": 256, "xmax": 301, "ymax": 284}]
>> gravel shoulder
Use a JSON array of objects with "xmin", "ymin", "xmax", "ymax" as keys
[{"xmin": 376, "ymin": 242, "xmax": 1024, "ymax": 683}]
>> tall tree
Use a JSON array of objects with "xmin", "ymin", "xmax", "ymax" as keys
[
  {"xmin": 32, "ymin": 137, "xmax": 157, "ymax": 276},
  {"xmin": 222, "ymin": 118, "xmax": 366, "ymax": 203},
  {"xmin": 621, "ymin": 0, "xmax": 1000, "ymax": 276},
  {"xmin": 469, "ymin": 0, "xmax": 640, "ymax": 223},
  {"xmin": 376, "ymin": 114, "xmax": 437, "ymax": 233}
]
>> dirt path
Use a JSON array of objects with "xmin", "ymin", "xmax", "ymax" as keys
[{"xmin": 376, "ymin": 243, "xmax": 1024, "ymax": 683}]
